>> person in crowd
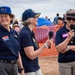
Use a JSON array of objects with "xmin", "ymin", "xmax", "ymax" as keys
[
  {"xmin": 12, "ymin": 25, "xmax": 21, "ymax": 34},
  {"xmin": 62, "ymin": 14, "xmax": 66, "ymax": 24},
  {"xmin": 55, "ymin": 17, "xmax": 64, "ymax": 31},
  {"xmin": 53, "ymin": 13, "xmax": 59, "ymax": 25},
  {"xmin": 13, "ymin": 19, "xmax": 19, "ymax": 25},
  {"xmin": 57, "ymin": 17, "xmax": 64, "ymax": 28},
  {"xmin": 55, "ymin": 9, "xmax": 75, "ymax": 75},
  {"xmin": 45, "ymin": 16, "xmax": 50, "ymax": 21},
  {"xmin": 12, "ymin": 19, "xmax": 19, "ymax": 29},
  {"xmin": 0, "ymin": 6, "xmax": 25, "ymax": 75},
  {"xmin": 18, "ymin": 9, "xmax": 52, "ymax": 75}
]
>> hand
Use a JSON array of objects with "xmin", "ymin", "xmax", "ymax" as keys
[
  {"xmin": 45, "ymin": 39, "xmax": 52, "ymax": 48},
  {"xmin": 67, "ymin": 30, "xmax": 74, "ymax": 40},
  {"xmin": 20, "ymin": 70, "xmax": 25, "ymax": 75}
]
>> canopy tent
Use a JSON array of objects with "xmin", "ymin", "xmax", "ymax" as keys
[{"xmin": 37, "ymin": 17, "xmax": 53, "ymax": 26}]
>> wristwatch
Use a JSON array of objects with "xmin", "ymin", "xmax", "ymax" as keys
[{"xmin": 19, "ymin": 68, "xmax": 24, "ymax": 73}]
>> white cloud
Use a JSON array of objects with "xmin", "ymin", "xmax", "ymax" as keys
[{"xmin": 0, "ymin": 0, "xmax": 75, "ymax": 21}]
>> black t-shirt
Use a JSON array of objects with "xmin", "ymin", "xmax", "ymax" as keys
[
  {"xmin": 55, "ymin": 25, "xmax": 75, "ymax": 63},
  {"xmin": 18, "ymin": 26, "xmax": 40, "ymax": 73}
]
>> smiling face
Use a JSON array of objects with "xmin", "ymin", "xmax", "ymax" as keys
[{"xmin": 0, "ymin": 14, "xmax": 12, "ymax": 27}]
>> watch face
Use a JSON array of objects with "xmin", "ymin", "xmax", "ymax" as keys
[{"xmin": 70, "ymin": 24, "xmax": 75, "ymax": 30}]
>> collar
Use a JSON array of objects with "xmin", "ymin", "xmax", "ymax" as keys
[
  {"xmin": 24, "ymin": 26, "xmax": 34, "ymax": 37},
  {"xmin": 0, "ymin": 25, "xmax": 13, "ymax": 33}
]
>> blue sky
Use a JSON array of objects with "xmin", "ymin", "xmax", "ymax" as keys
[{"xmin": 0, "ymin": 0, "xmax": 75, "ymax": 21}]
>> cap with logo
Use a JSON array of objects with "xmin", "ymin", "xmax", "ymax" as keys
[
  {"xmin": 22, "ymin": 9, "xmax": 41, "ymax": 21},
  {"xmin": 0, "ymin": 6, "xmax": 12, "ymax": 15}
]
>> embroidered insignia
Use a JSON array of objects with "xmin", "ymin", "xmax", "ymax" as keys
[
  {"xmin": 1, "ymin": 8, "xmax": 6, "ymax": 12},
  {"xmin": 14, "ymin": 35, "xmax": 18, "ymax": 38},
  {"xmin": 2, "ymin": 36, "xmax": 9, "ymax": 41}
]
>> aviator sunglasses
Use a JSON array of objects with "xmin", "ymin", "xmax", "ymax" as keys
[{"xmin": 66, "ymin": 18, "xmax": 75, "ymax": 21}]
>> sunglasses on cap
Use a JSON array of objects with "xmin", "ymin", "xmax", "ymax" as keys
[{"xmin": 66, "ymin": 18, "xmax": 75, "ymax": 21}]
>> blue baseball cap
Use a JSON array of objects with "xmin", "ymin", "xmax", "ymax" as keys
[
  {"xmin": 0, "ymin": 6, "xmax": 12, "ymax": 15},
  {"xmin": 22, "ymin": 9, "xmax": 41, "ymax": 21}
]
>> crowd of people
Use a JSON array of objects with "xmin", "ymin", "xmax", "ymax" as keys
[{"xmin": 0, "ymin": 5, "xmax": 75, "ymax": 75}]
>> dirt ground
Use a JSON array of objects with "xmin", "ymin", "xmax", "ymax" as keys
[
  {"xmin": 18, "ymin": 56, "xmax": 59, "ymax": 75},
  {"xmin": 39, "ymin": 56, "xmax": 59, "ymax": 75}
]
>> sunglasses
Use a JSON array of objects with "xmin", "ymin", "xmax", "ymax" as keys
[{"xmin": 66, "ymin": 18, "xmax": 75, "ymax": 21}]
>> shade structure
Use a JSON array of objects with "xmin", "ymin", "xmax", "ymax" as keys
[{"xmin": 37, "ymin": 17, "xmax": 53, "ymax": 26}]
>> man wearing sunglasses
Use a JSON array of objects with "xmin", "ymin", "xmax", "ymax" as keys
[{"xmin": 55, "ymin": 9, "xmax": 75, "ymax": 75}]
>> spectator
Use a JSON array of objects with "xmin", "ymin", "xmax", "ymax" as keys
[
  {"xmin": 53, "ymin": 13, "xmax": 59, "ymax": 25},
  {"xmin": 62, "ymin": 14, "xmax": 66, "ymax": 24},
  {"xmin": 55, "ymin": 9, "xmax": 75, "ymax": 75},
  {"xmin": 55, "ymin": 17, "xmax": 64, "ymax": 31},
  {"xmin": 18, "ymin": 9, "xmax": 52, "ymax": 75},
  {"xmin": 13, "ymin": 19, "xmax": 19, "ymax": 25},
  {"xmin": 45, "ymin": 16, "xmax": 50, "ymax": 21},
  {"xmin": 0, "ymin": 6, "xmax": 25, "ymax": 75},
  {"xmin": 12, "ymin": 25, "xmax": 21, "ymax": 34}
]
